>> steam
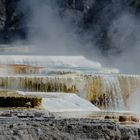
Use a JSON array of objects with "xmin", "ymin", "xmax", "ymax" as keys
[
  {"xmin": 13, "ymin": 0, "xmax": 140, "ymax": 74},
  {"xmin": 19, "ymin": 1, "xmax": 85, "ymax": 55},
  {"xmin": 108, "ymin": 12, "xmax": 140, "ymax": 74},
  {"xmin": 18, "ymin": 0, "xmax": 101, "ymax": 61}
]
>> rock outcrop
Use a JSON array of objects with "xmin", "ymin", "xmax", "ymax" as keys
[
  {"xmin": 0, "ymin": 109, "xmax": 139, "ymax": 140},
  {"xmin": 0, "ymin": 110, "xmax": 139, "ymax": 140},
  {"xmin": 0, "ymin": 0, "xmax": 26, "ymax": 42}
]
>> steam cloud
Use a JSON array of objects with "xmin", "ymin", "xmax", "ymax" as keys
[
  {"xmin": 19, "ymin": 1, "xmax": 93, "ymax": 55},
  {"xmin": 17, "ymin": 0, "xmax": 140, "ymax": 74},
  {"xmin": 108, "ymin": 12, "xmax": 140, "ymax": 74},
  {"xmin": 19, "ymin": 0, "xmax": 101, "ymax": 60}
]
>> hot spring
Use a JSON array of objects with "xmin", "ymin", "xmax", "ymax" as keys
[{"xmin": 0, "ymin": 55, "xmax": 139, "ymax": 114}]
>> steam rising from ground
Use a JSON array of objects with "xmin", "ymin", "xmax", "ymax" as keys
[
  {"xmin": 108, "ymin": 13, "xmax": 140, "ymax": 74},
  {"xmin": 13, "ymin": 0, "xmax": 140, "ymax": 74},
  {"xmin": 22, "ymin": 0, "xmax": 90, "ymax": 56},
  {"xmin": 19, "ymin": 0, "xmax": 101, "ymax": 60}
]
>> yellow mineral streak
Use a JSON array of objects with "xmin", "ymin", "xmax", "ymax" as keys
[
  {"xmin": 0, "ymin": 75, "xmax": 139, "ymax": 109},
  {"xmin": 0, "ymin": 64, "xmax": 45, "ymax": 74}
]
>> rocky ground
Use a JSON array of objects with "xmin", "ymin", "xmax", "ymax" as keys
[{"xmin": 0, "ymin": 109, "xmax": 139, "ymax": 140}]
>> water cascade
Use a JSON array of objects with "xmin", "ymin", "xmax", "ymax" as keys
[
  {"xmin": 0, "ymin": 74, "xmax": 139, "ymax": 110},
  {"xmin": 86, "ymin": 75, "xmax": 140, "ymax": 110},
  {"xmin": 0, "ymin": 55, "xmax": 139, "ymax": 111}
]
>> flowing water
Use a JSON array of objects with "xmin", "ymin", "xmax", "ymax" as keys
[
  {"xmin": 0, "ymin": 55, "xmax": 139, "ymax": 111},
  {"xmin": 0, "ymin": 74, "xmax": 139, "ymax": 110}
]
